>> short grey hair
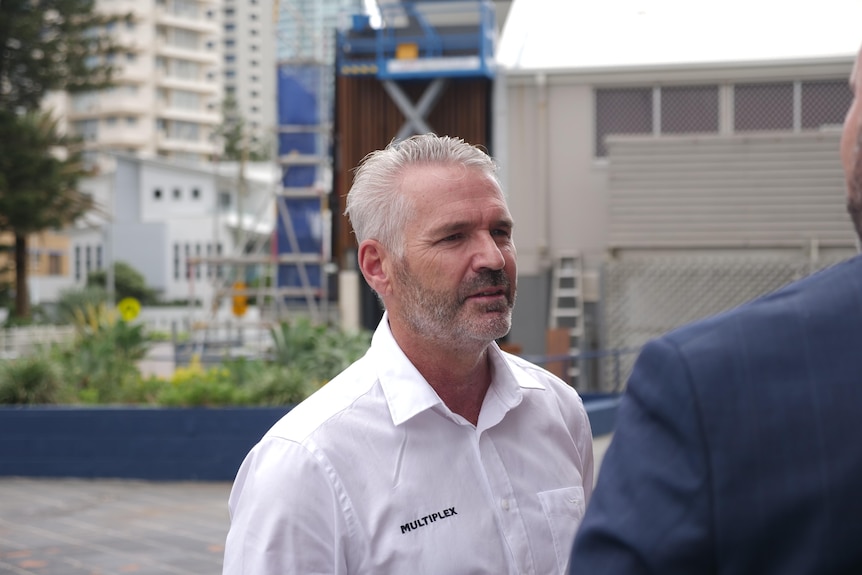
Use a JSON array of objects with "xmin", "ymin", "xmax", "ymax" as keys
[{"xmin": 344, "ymin": 133, "xmax": 500, "ymax": 257}]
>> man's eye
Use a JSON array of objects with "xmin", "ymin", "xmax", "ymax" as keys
[{"xmin": 492, "ymin": 229, "xmax": 512, "ymax": 238}]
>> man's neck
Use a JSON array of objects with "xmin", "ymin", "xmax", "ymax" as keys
[{"xmin": 394, "ymin": 330, "xmax": 494, "ymax": 426}]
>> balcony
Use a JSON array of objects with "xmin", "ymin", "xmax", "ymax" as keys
[
  {"xmin": 155, "ymin": 6, "xmax": 220, "ymax": 34},
  {"xmin": 155, "ymin": 71, "xmax": 220, "ymax": 94},
  {"xmin": 156, "ymin": 132, "xmax": 218, "ymax": 156},
  {"xmin": 155, "ymin": 39, "xmax": 220, "ymax": 65},
  {"xmin": 157, "ymin": 107, "xmax": 220, "ymax": 126}
]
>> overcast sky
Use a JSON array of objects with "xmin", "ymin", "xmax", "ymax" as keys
[{"xmin": 497, "ymin": 0, "xmax": 862, "ymax": 71}]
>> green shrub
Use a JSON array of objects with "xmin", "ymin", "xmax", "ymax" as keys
[
  {"xmin": 0, "ymin": 355, "xmax": 67, "ymax": 404},
  {"xmin": 269, "ymin": 317, "xmax": 371, "ymax": 382},
  {"xmin": 0, "ymin": 316, "xmax": 371, "ymax": 407}
]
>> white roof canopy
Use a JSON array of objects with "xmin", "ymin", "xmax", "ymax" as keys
[{"xmin": 497, "ymin": 0, "xmax": 862, "ymax": 72}]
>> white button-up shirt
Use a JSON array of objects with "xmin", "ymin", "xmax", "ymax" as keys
[{"xmin": 223, "ymin": 315, "xmax": 593, "ymax": 575}]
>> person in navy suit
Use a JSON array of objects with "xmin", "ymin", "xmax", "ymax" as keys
[{"xmin": 569, "ymin": 43, "xmax": 862, "ymax": 574}]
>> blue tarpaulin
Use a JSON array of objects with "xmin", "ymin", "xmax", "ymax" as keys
[{"xmin": 277, "ymin": 64, "xmax": 325, "ymax": 296}]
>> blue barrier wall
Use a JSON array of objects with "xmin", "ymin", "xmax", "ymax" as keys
[
  {"xmin": 0, "ymin": 407, "xmax": 288, "ymax": 481},
  {"xmin": 0, "ymin": 397, "xmax": 619, "ymax": 480}
]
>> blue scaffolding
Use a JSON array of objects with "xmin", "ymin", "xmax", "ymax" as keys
[
  {"xmin": 336, "ymin": 1, "xmax": 496, "ymax": 141},
  {"xmin": 276, "ymin": 63, "xmax": 329, "ymax": 318}
]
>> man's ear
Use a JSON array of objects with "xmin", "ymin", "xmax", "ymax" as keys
[{"xmin": 358, "ymin": 239, "xmax": 393, "ymax": 296}]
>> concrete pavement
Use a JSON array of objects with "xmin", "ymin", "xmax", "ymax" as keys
[
  {"xmin": 0, "ymin": 435, "xmax": 612, "ymax": 575},
  {"xmin": 0, "ymin": 479, "xmax": 229, "ymax": 575}
]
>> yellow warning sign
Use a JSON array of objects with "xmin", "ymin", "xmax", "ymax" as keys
[
  {"xmin": 232, "ymin": 282, "xmax": 248, "ymax": 317},
  {"xmin": 117, "ymin": 297, "xmax": 141, "ymax": 321}
]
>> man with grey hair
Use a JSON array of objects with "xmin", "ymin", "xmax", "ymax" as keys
[
  {"xmin": 223, "ymin": 134, "xmax": 594, "ymax": 574},
  {"xmin": 569, "ymin": 43, "xmax": 862, "ymax": 574}
]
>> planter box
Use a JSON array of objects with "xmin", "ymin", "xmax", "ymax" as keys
[{"xmin": 0, "ymin": 396, "xmax": 619, "ymax": 481}]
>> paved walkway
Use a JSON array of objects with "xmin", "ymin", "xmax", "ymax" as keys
[
  {"xmin": 0, "ymin": 479, "xmax": 230, "ymax": 575},
  {"xmin": 0, "ymin": 436, "xmax": 612, "ymax": 575}
]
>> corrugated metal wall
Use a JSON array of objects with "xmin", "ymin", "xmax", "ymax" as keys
[
  {"xmin": 333, "ymin": 76, "xmax": 492, "ymax": 266},
  {"xmin": 606, "ymin": 131, "xmax": 856, "ymax": 249}
]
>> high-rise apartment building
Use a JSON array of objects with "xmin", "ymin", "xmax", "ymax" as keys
[
  {"xmin": 50, "ymin": 0, "xmax": 224, "ymax": 164},
  {"xmin": 222, "ymin": 0, "xmax": 277, "ymax": 154},
  {"xmin": 276, "ymin": 0, "xmax": 363, "ymax": 124}
]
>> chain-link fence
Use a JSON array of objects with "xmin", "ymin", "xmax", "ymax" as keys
[{"xmin": 594, "ymin": 251, "xmax": 855, "ymax": 392}]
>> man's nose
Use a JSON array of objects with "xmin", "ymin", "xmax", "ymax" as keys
[{"xmin": 473, "ymin": 233, "xmax": 506, "ymax": 271}]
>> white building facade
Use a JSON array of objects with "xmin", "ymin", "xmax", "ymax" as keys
[
  {"xmin": 67, "ymin": 155, "xmax": 279, "ymax": 308},
  {"xmin": 222, "ymin": 0, "xmax": 277, "ymax": 151},
  {"xmin": 494, "ymin": 0, "xmax": 862, "ymax": 390},
  {"xmin": 48, "ymin": 0, "xmax": 223, "ymax": 164}
]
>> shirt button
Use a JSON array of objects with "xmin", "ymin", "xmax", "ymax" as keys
[{"xmin": 501, "ymin": 498, "xmax": 509, "ymax": 511}]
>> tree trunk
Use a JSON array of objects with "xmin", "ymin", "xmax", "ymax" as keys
[{"xmin": 14, "ymin": 233, "xmax": 29, "ymax": 319}]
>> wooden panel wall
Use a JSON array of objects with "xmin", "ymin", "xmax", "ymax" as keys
[{"xmin": 333, "ymin": 76, "xmax": 491, "ymax": 266}]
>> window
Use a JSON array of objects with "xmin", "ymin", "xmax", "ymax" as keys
[
  {"xmin": 173, "ymin": 187, "xmax": 182, "ymax": 199},
  {"xmin": 72, "ymin": 119, "xmax": 99, "ymax": 141},
  {"xmin": 195, "ymin": 244, "xmax": 201, "ymax": 279},
  {"xmin": 734, "ymin": 82, "xmax": 794, "ymax": 132},
  {"xmin": 71, "ymin": 92, "xmax": 98, "ymax": 112},
  {"xmin": 219, "ymin": 190, "xmax": 231, "ymax": 209},
  {"xmin": 168, "ymin": 121, "xmax": 200, "ymax": 141},
  {"xmin": 171, "ymin": 60, "xmax": 200, "ymax": 80},
  {"xmin": 85, "ymin": 245, "xmax": 92, "ymax": 273},
  {"xmin": 173, "ymin": 243, "xmax": 180, "ymax": 279},
  {"xmin": 154, "ymin": 187, "xmax": 162, "ymax": 199},
  {"xmin": 595, "ymin": 87, "xmax": 652, "ymax": 157},
  {"xmin": 171, "ymin": 89, "xmax": 200, "ymax": 110},
  {"xmin": 48, "ymin": 254, "xmax": 62, "ymax": 276},
  {"xmin": 173, "ymin": 0, "xmax": 198, "ymax": 18},
  {"xmin": 660, "ymin": 85, "xmax": 719, "ymax": 134},
  {"xmin": 75, "ymin": 246, "xmax": 81, "ymax": 281},
  {"xmin": 96, "ymin": 245, "xmax": 102, "ymax": 270},
  {"xmin": 192, "ymin": 187, "xmax": 201, "ymax": 199},
  {"xmin": 206, "ymin": 243, "xmax": 213, "ymax": 278},
  {"xmin": 801, "ymin": 80, "xmax": 852, "ymax": 130},
  {"xmin": 171, "ymin": 28, "xmax": 199, "ymax": 50},
  {"xmin": 185, "ymin": 243, "xmax": 191, "ymax": 279}
]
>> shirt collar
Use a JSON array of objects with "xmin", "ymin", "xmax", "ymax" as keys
[{"xmin": 371, "ymin": 313, "xmax": 546, "ymax": 427}]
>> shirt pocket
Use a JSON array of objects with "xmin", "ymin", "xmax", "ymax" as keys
[{"xmin": 537, "ymin": 485, "xmax": 586, "ymax": 575}]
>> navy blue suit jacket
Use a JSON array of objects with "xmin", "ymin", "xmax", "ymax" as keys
[{"xmin": 570, "ymin": 255, "xmax": 862, "ymax": 574}]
